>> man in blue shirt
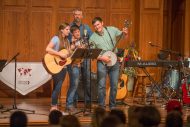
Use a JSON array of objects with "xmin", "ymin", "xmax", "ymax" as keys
[{"xmin": 69, "ymin": 8, "xmax": 93, "ymax": 110}]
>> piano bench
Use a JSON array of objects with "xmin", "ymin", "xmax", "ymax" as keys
[{"xmin": 132, "ymin": 73, "xmax": 156, "ymax": 104}]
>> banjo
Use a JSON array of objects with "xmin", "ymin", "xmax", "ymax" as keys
[{"xmin": 102, "ymin": 20, "xmax": 131, "ymax": 66}]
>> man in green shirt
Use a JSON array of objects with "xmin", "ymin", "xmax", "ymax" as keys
[{"xmin": 90, "ymin": 17, "xmax": 129, "ymax": 109}]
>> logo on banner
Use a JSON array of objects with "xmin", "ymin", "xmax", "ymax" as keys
[{"xmin": 17, "ymin": 68, "xmax": 32, "ymax": 85}]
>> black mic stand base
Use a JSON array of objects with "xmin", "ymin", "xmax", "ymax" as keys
[{"xmin": 1, "ymin": 105, "xmax": 35, "ymax": 114}]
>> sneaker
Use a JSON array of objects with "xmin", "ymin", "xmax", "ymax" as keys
[
  {"xmin": 62, "ymin": 111, "xmax": 69, "ymax": 115},
  {"xmin": 50, "ymin": 105, "xmax": 58, "ymax": 112},
  {"xmin": 66, "ymin": 107, "xmax": 78, "ymax": 114}
]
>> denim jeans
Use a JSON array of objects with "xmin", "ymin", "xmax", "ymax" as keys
[
  {"xmin": 66, "ymin": 65, "xmax": 80, "ymax": 108},
  {"xmin": 51, "ymin": 67, "xmax": 67, "ymax": 106},
  {"xmin": 81, "ymin": 59, "xmax": 91, "ymax": 104},
  {"xmin": 97, "ymin": 61, "xmax": 120, "ymax": 108}
]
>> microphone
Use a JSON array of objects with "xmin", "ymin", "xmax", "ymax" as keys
[
  {"xmin": 148, "ymin": 42, "xmax": 160, "ymax": 48},
  {"xmin": 148, "ymin": 41, "xmax": 153, "ymax": 46},
  {"xmin": 84, "ymin": 29, "xmax": 87, "ymax": 37}
]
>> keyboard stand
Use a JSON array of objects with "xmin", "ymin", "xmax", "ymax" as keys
[{"xmin": 140, "ymin": 67, "xmax": 169, "ymax": 102}]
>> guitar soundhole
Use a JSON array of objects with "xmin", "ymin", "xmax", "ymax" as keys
[
  {"xmin": 59, "ymin": 60, "xmax": 66, "ymax": 66},
  {"xmin": 119, "ymin": 79, "xmax": 125, "ymax": 88}
]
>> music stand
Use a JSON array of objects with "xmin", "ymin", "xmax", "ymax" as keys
[
  {"xmin": 71, "ymin": 48, "xmax": 102, "ymax": 115},
  {"xmin": 1, "ymin": 53, "xmax": 35, "ymax": 114}
]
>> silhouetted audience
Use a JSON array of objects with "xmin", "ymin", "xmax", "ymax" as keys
[
  {"xmin": 138, "ymin": 106, "xmax": 161, "ymax": 127},
  {"xmin": 92, "ymin": 106, "xmax": 108, "ymax": 127},
  {"xmin": 166, "ymin": 99, "xmax": 182, "ymax": 115},
  {"xmin": 110, "ymin": 109, "xmax": 126, "ymax": 124},
  {"xmin": 49, "ymin": 109, "xmax": 63, "ymax": 127},
  {"xmin": 100, "ymin": 115, "xmax": 122, "ymax": 127},
  {"xmin": 165, "ymin": 111, "xmax": 183, "ymax": 127},
  {"xmin": 60, "ymin": 115, "xmax": 81, "ymax": 127},
  {"xmin": 185, "ymin": 115, "xmax": 190, "ymax": 127},
  {"xmin": 10, "ymin": 111, "xmax": 28, "ymax": 127},
  {"xmin": 128, "ymin": 105, "xmax": 143, "ymax": 127}
]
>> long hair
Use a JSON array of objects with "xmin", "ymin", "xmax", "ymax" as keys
[{"xmin": 57, "ymin": 23, "xmax": 70, "ymax": 50}]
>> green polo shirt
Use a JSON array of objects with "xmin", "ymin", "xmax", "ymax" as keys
[{"xmin": 89, "ymin": 26, "xmax": 122, "ymax": 54}]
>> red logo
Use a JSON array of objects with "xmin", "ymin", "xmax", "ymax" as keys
[{"xmin": 18, "ymin": 68, "xmax": 32, "ymax": 76}]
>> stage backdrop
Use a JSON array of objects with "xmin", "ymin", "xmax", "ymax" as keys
[{"xmin": 0, "ymin": 62, "xmax": 51, "ymax": 95}]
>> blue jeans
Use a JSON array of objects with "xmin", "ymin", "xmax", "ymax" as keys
[
  {"xmin": 97, "ymin": 61, "xmax": 120, "ymax": 108},
  {"xmin": 66, "ymin": 65, "xmax": 80, "ymax": 108},
  {"xmin": 51, "ymin": 68, "xmax": 67, "ymax": 106},
  {"xmin": 81, "ymin": 59, "xmax": 91, "ymax": 104}
]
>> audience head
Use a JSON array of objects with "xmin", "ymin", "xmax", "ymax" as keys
[
  {"xmin": 92, "ymin": 106, "xmax": 107, "ymax": 127},
  {"xmin": 138, "ymin": 106, "xmax": 161, "ymax": 127},
  {"xmin": 128, "ymin": 105, "xmax": 143, "ymax": 127},
  {"xmin": 165, "ymin": 111, "xmax": 183, "ymax": 127},
  {"xmin": 100, "ymin": 115, "xmax": 122, "ymax": 127},
  {"xmin": 60, "ymin": 115, "xmax": 81, "ymax": 127},
  {"xmin": 48, "ymin": 109, "xmax": 63, "ymax": 125},
  {"xmin": 186, "ymin": 115, "xmax": 190, "ymax": 127},
  {"xmin": 110, "ymin": 109, "xmax": 126, "ymax": 124},
  {"xmin": 10, "ymin": 111, "xmax": 28, "ymax": 127},
  {"xmin": 166, "ymin": 99, "xmax": 182, "ymax": 114}
]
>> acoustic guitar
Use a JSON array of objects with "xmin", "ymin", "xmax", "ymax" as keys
[
  {"xmin": 42, "ymin": 49, "xmax": 72, "ymax": 74},
  {"xmin": 108, "ymin": 49, "xmax": 128, "ymax": 100}
]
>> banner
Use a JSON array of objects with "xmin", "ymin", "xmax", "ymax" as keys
[{"xmin": 0, "ymin": 62, "xmax": 52, "ymax": 95}]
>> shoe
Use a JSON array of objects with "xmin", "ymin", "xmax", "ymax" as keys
[
  {"xmin": 62, "ymin": 111, "xmax": 69, "ymax": 115},
  {"xmin": 109, "ymin": 107, "xmax": 117, "ymax": 111},
  {"xmin": 66, "ymin": 107, "xmax": 78, "ymax": 114},
  {"xmin": 50, "ymin": 105, "xmax": 58, "ymax": 112}
]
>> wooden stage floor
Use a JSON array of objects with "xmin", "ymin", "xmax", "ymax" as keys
[{"xmin": 0, "ymin": 97, "xmax": 190, "ymax": 127}]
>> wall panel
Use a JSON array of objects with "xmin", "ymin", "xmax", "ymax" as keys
[
  {"xmin": 143, "ymin": 0, "xmax": 160, "ymax": 9},
  {"xmin": 140, "ymin": 14, "xmax": 161, "ymax": 60},
  {"xmin": 59, "ymin": 0, "xmax": 82, "ymax": 8},
  {"xmin": 85, "ymin": 0, "xmax": 106, "ymax": 9},
  {"xmin": 3, "ymin": 0, "xmax": 26, "ymax": 6},
  {"xmin": 3, "ymin": 11, "xmax": 29, "ymax": 61},
  {"xmin": 30, "ymin": 11, "xmax": 52, "ymax": 61},
  {"xmin": 111, "ymin": 0, "xmax": 131, "ymax": 9},
  {"xmin": 31, "ymin": 0, "xmax": 54, "ymax": 7}
]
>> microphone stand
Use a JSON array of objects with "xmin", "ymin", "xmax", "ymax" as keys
[
  {"xmin": 72, "ymin": 35, "xmax": 92, "ymax": 116},
  {"xmin": 83, "ymin": 35, "xmax": 92, "ymax": 115},
  {"xmin": 1, "ymin": 53, "xmax": 35, "ymax": 114}
]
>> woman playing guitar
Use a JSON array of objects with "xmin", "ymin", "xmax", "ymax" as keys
[{"xmin": 45, "ymin": 23, "xmax": 74, "ymax": 111}]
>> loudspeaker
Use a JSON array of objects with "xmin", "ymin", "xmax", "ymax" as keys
[{"xmin": 77, "ymin": 72, "xmax": 98, "ymax": 102}]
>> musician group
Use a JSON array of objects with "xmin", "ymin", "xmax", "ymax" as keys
[{"xmin": 45, "ymin": 8, "xmax": 129, "ymax": 112}]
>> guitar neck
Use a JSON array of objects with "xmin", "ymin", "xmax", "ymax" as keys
[
  {"xmin": 112, "ymin": 33, "xmax": 124, "ymax": 52},
  {"xmin": 119, "ymin": 49, "xmax": 128, "ymax": 76}
]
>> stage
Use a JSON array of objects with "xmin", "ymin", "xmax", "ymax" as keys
[{"xmin": 0, "ymin": 97, "xmax": 189, "ymax": 127}]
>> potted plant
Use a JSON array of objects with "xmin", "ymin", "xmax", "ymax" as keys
[{"xmin": 123, "ymin": 42, "xmax": 138, "ymax": 97}]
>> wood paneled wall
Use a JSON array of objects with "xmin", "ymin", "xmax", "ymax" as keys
[
  {"xmin": 0, "ymin": 0, "xmax": 134, "ymax": 97},
  {"xmin": 0, "ymin": 0, "xmax": 189, "ymax": 98},
  {"xmin": 184, "ymin": 0, "xmax": 190, "ymax": 56}
]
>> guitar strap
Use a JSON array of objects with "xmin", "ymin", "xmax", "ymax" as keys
[{"xmin": 104, "ymin": 27, "xmax": 115, "ymax": 52}]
